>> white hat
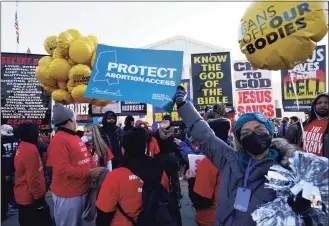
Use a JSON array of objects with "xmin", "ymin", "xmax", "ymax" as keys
[{"xmin": 1, "ymin": 124, "xmax": 14, "ymax": 136}]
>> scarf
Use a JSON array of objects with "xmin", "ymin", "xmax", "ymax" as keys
[{"xmin": 159, "ymin": 126, "xmax": 174, "ymax": 140}]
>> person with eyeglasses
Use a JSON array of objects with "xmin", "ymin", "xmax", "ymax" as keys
[
  {"xmin": 172, "ymin": 86, "xmax": 326, "ymax": 226},
  {"xmin": 299, "ymin": 93, "xmax": 328, "ymax": 159}
]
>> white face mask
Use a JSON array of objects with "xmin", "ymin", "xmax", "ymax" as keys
[
  {"xmin": 160, "ymin": 122, "xmax": 170, "ymax": 129},
  {"xmin": 81, "ymin": 135, "xmax": 93, "ymax": 143}
]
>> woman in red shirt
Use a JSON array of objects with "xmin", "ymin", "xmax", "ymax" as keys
[
  {"xmin": 14, "ymin": 122, "xmax": 51, "ymax": 226},
  {"xmin": 82, "ymin": 123, "xmax": 114, "ymax": 170}
]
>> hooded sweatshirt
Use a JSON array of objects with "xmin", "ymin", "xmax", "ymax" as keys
[
  {"xmin": 101, "ymin": 111, "xmax": 124, "ymax": 168},
  {"xmin": 299, "ymin": 93, "xmax": 329, "ymax": 158},
  {"xmin": 14, "ymin": 123, "xmax": 46, "ymax": 205}
]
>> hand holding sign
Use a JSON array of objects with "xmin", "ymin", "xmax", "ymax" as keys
[{"xmin": 188, "ymin": 154, "xmax": 206, "ymax": 176}]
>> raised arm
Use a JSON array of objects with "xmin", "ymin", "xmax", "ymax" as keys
[{"xmin": 175, "ymin": 86, "xmax": 234, "ymax": 170}]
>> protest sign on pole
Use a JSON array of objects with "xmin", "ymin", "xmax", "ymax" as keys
[
  {"xmin": 191, "ymin": 52, "xmax": 233, "ymax": 113},
  {"xmin": 152, "ymin": 79, "xmax": 190, "ymax": 129},
  {"xmin": 233, "ymin": 61, "xmax": 275, "ymax": 118},
  {"xmin": 281, "ymin": 45, "xmax": 326, "ymax": 112},
  {"xmin": 84, "ymin": 44, "xmax": 183, "ymax": 108}
]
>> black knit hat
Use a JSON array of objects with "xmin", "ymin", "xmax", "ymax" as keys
[
  {"xmin": 122, "ymin": 127, "xmax": 148, "ymax": 157},
  {"xmin": 162, "ymin": 115, "xmax": 172, "ymax": 122},
  {"xmin": 125, "ymin": 115, "xmax": 134, "ymax": 125}
]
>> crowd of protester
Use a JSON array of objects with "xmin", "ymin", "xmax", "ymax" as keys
[{"xmin": 1, "ymin": 90, "xmax": 328, "ymax": 226}]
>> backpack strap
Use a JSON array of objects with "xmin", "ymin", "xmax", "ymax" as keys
[{"xmin": 117, "ymin": 203, "xmax": 137, "ymax": 226}]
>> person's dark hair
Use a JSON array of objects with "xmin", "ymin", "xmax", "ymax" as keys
[{"xmin": 290, "ymin": 116, "xmax": 299, "ymax": 123}]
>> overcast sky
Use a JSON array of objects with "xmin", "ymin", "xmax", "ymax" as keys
[
  {"xmin": 2, "ymin": 2, "xmax": 328, "ymax": 68},
  {"xmin": 1, "ymin": 1, "xmax": 328, "ymax": 110}
]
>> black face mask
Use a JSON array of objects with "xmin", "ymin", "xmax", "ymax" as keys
[{"xmin": 241, "ymin": 132, "xmax": 272, "ymax": 155}]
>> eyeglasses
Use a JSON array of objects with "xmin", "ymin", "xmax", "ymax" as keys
[{"xmin": 240, "ymin": 124, "xmax": 268, "ymax": 138}]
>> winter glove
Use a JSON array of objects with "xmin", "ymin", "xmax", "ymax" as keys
[
  {"xmin": 287, "ymin": 192, "xmax": 311, "ymax": 214},
  {"xmin": 174, "ymin": 86, "xmax": 187, "ymax": 108}
]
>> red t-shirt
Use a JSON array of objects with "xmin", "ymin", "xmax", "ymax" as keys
[
  {"xmin": 85, "ymin": 143, "xmax": 114, "ymax": 167},
  {"xmin": 47, "ymin": 130, "xmax": 94, "ymax": 198},
  {"xmin": 14, "ymin": 142, "xmax": 46, "ymax": 205},
  {"xmin": 193, "ymin": 157, "xmax": 220, "ymax": 226},
  {"xmin": 147, "ymin": 137, "xmax": 160, "ymax": 158},
  {"xmin": 303, "ymin": 119, "xmax": 329, "ymax": 157},
  {"xmin": 96, "ymin": 168, "xmax": 169, "ymax": 226}
]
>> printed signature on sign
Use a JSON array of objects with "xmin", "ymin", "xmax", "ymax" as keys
[
  {"xmin": 152, "ymin": 93, "xmax": 171, "ymax": 102},
  {"xmin": 92, "ymin": 87, "xmax": 122, "ymax": 97}
]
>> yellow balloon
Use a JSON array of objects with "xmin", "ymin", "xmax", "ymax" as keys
[
  {"xmin": 68, "ymin": 58, "xmax": 76, "ymax": 66},
  {"xmin": 91, "ymin": 99, "xmax": 111, "ymax": 106},
  {"xmin": 38, "ymin": 56, "xmax": 53, "ymax": 67},
  {"xmin": 90, "ymin": 52, "xmax": 96, "ymax": 68},
  {"xmin": 44, "ymin": 36, "xmax": 57, "ymax": 55},
  {"xmin": 57, "ymin": 31, "xmax": 74, "ymax": 57},
  {"xmin": 80, "ymin": 37, "xmax": 96, "ymax": 53},
  {"xmin": 67, "ymin": 79, "xmax": 75, "ymax": 93},
  {"xmin": 53, "ymin": 48, "xmax": 65, "ymax": 59},
  {"xmin": 49, "ymin": 58, "xmax": 72, "ymax": 81},
  {"xmin": 66, "ymin": 29, "xmax": 83, "ymax": 40},
  {"xmin": 58, "ymin": 80, "xmax": 68, "ymax": 90},
  {"xmin": 87, "ymin": 35, "xmax": 99, "ymax": 48},
  {"xmin": 68, "ymin": 64, "xmax": 91, "ymax": 87},
  {"xmin": 239, "ymin": 2, "xmax": 328, "ymax": 70},
  {"xmin": 52, "ymin": 89, "xmax": 74, "ymax": 104},
  {"xmin": 69, "ymin": 39, "xmax": 93, "ymax": 64},
  {"xmin": 41, "ymin": 83, "xmax": 57, "ymax": 92},
  {"xmin": 71, "ymin": 84, "xmax": 91, "ymax": 103},
  {"xmin": 36, "ymin": 56, "xmax": 57, "ymax": 87}
]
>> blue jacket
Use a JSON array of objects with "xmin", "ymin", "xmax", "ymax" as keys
[
  {"xmin": 177, "ymin": 138, "xmax": 203, "ymax": 163},
  {"xmin": 178, "ymin": 102, "xmax": 297, "ymax": 226},
  {"xmin": 278, "ymin": 123, "xmax": 289, "ymax": 137}
]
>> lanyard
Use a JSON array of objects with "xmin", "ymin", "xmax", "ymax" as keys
[{"xmin": 243, "ymin": 158, "xmax": 253, "ymax": 191}]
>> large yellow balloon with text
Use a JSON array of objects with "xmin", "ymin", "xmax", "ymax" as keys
[{"xmin": 239, "ymin": 2, "xmax": 328, "ymax": 70}]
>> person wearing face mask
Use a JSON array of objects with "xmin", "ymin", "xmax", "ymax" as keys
[
  {"xmin": 14, "ymin": 122, "xmax": 52, "ymax": 226},
  {"xmin": 123, "ymin": 115, "xmax": 135, "ymax": 132},
  {"xmin": 100, "ymin": 111, "xmax": 124, "ymax": 169},
  {"xmin": 154, "ymin": 115, "xmax": 182, "ymax": 201},
  {"xmin": 82, "ymin": 123, "xmax": 114, "ymax": 170},
  {"xmin": 299, "ymin": 93, "xmax": 329, "ymax": 158},
  {"xmin": 47, "ymin": 104, "xmax": 104, "ymax": 226},
  {"xmin": 173, "ymin": 86, "xmax": 323, "ymax": 226}
]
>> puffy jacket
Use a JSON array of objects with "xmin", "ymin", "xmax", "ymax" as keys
[
  {"xmin": 178, "ymin": 102, "xmax": 298, "ymax": 226},
  {"xmin": 177, "ymin": 138, "xmax": 202, "ymax": 163}
]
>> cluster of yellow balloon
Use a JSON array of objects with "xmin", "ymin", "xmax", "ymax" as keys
[{"xmin": 37, "ymin": 29, "xmax": 112, "ymax": 106}]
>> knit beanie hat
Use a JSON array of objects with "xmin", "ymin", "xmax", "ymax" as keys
[
  {"xmin": 234, "ymin": 112, "xmax": 274, "ymax": 142},
  {"xmin": 52, "ymin": 104, "xmax": 74, "ymax": 126},
  {"xmin": 135, "ymin": 120, "xmax": 148, "ymax": 129},
  {"xmin": 162, "ymin": 115, "xmax": 172, "ymax": 122},
  {"xmin": 122, "ymin": 127, "xmax": 148, "ymax": 157},
  {"xmin": 213, "ymin": 103, "xmax": 226, "ymax": 117},
  {"xmin": 125, "ymin": 115, "xmax": 135, "ymax": 125}
]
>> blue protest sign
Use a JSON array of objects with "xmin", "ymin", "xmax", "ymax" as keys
[{"xmin": 84, "ymin": 44, "xmax": 184, "ymax": 108}]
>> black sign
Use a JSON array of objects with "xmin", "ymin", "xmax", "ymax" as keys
[
  {"xmin": 191, "ymin": 52, "xmax": 233, "ymax": 113},
  {"xmin": 1, "ymin": 53, "xmax": 52, "ymax": 130},
  {"xmin": 120, "ymin": 101, "xmax": 147, "ymax": 116}
]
